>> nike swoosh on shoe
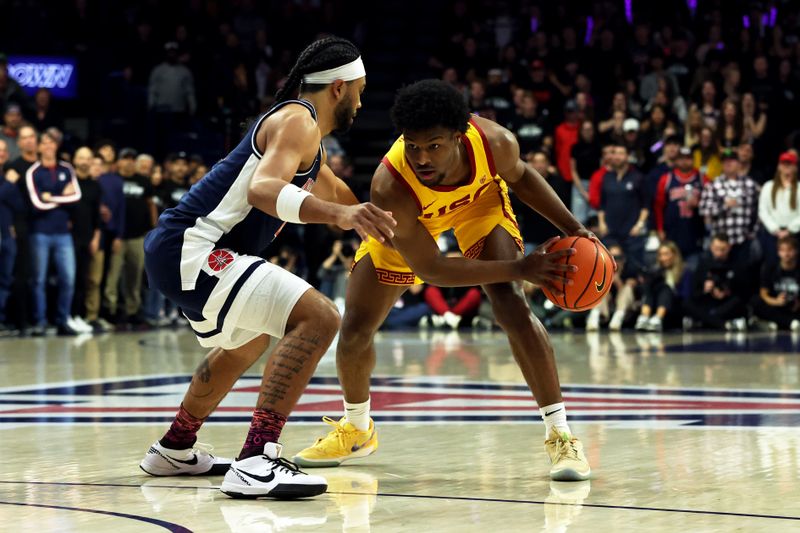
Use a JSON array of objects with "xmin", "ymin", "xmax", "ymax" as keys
[
  {"xmin": 236, "ymin": 468, "xmax": 276, "ymax": 484},
  {"xmin": 171, "ymin": 454, "xmax": 199, "ymax": 466},
  {"xmin": 351, "ymin": 431, "xmax": 376, "ymax": 452}
]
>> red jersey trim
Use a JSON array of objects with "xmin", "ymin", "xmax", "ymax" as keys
[
  {"xmin": 382, "ymin": 156, "xmax": 422, "ymax": 211},
  {"xmin": 469, "ymin": 117, "xmax": 497, "ymax": 176}
]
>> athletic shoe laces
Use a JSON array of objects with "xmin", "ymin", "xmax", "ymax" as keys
[
  {"xmin": 316, "ymin": 416, "xmax": 350, "ymax": 448},
  {"xmin": 193, "ymin": 442, "xmax": 215, "ymax": 457},
  {"xmin": 554, "ymin": 433, "xmax": 580, "ymax": 462},
  {"xmin": 268, "ymin": 456, "xmax": 303, "ymax": 477}
]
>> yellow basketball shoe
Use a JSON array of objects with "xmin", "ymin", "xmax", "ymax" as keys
[
  {"xmin": 544, "ymin": 429, "xmax": 591, "ymax": 481},
  {"xmin": 293, "ymin": 417, "xmax": 378, "ymax": 468}
]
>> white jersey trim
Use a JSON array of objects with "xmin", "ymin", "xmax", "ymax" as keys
[{"xmin": 179, "ymin": 154, "xmax": 260, "ymax": 290}]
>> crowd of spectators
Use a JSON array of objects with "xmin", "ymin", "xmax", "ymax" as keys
[{"xmin": 1, "ymin": 0, "xmax": 799, "ymax": 335}]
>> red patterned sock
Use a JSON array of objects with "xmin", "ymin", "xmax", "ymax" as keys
[
  {"xmin": 239, "ymin": 409, "xmax": 288, "ymax": 460},
  {"xmin": 159, "ymin": 403, "xmax": 205, "ymax": 450}
]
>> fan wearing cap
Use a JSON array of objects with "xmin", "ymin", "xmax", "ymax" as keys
[
  {"xmin": 621, "ymin": 117, "xmax": 645, "ymax": 167},
  {"xmin": 139, "ymin": 37, "xmax": 394, "ymax": 500},
  {"xmin": 699, "ymin": 148, "xmax": 760, "ymax": 262},
  {"xmin": 757, "ymin": 151, "xmax": 800, "ymax": 260},
  {"xmin": 653, "ymin": 146, "xmax": 707, "ymax": 261}
]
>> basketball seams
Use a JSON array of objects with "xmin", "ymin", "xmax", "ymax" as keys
[
  {"xmin": 572, "ymin": 240, "xmax": 601, "ymax": 308},
  {"xmin": 577, "ymin": 245, "xmax": 611, "ymax": 310},
  {"xmin": 562, "ymin": 237, "xmax": 581, "ymax": 308}
]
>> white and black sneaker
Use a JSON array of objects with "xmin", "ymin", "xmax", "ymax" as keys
[
  {"xmin": 220, "ymin": 442, "xmax": 327, "ymax": 499},
  {"xmin": 140, "ymin": 441, "xmax": 232, "ymax": 476}
]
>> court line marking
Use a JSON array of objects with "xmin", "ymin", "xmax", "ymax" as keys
[
  {"xmin": 3, "ymin": 480, "xmax": 799, "ymax": 522},
  {"xmin": 0, "ymin": 500, "xmax": 192, "ymax": 532}
]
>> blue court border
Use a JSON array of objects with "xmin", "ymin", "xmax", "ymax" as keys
[
  {"xmin": 0, "ymin": 500, "xmax": 192, "ymax": 532},
  {"xmin": 2, "ymin": 480, "xmax": 799, "ymax": 523}
]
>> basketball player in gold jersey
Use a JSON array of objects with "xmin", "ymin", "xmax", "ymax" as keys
[{"xmin": 294, "ymin": 79, "xmax": 592, "ymax": 480}]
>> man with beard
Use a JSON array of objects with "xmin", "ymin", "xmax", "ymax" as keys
[
  {"xmin": 139, "ymin": 37, "xmax": 395, "ymax": 500},
  {"xmin": 294, "ymin": 79, "xmax": 594, "ymax": 482}
]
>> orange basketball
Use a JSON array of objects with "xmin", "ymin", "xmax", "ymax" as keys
[{"xmin": 541, "ymin": 237, "xmax": 613, "ymax": 311}]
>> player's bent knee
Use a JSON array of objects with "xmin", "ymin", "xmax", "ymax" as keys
[
  {"xmin": 490, "ymin": 293, "xmax": 535, "ymax": 331},
  {"xmin": 339, "ymin": 311, "xmax": 379, "ymax": 347},
  {"xmin": 315, "ymin": 297, "xmax": 341, "ymax": 342}
]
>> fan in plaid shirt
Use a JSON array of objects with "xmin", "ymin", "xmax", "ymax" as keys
[{"xmin": 699, "ymin": 150, "xmax": 760, "ymax": 246}]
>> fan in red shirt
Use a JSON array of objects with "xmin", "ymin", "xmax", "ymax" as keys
[{"xmin": 554, "ymin": 99, "xmax": 581, "ymax": 183}]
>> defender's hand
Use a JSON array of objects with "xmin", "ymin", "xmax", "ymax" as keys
[
  {"xmin": 519, "ymin": 236, "xmax": 577, "ymax": 298},
  {"xmin": 336, "ymin": 202, "xmax": 397, "ymax": 243}
]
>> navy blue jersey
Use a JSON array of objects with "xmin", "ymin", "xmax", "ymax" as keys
[
  {"xmin": 654, "ymin": 169, "xmax": 705, "ymax": 256},
  {"xmin": 144, "ymin": 99, "xmax": 321, "ymax": 314},
  {"xmin": 25, "ymin": 161, "xmax": 82, "ymax": 234}
]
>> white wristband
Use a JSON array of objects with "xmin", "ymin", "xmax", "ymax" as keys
[{"xmin": 276, "ymin": 183, "xmax": 312, "ymax": 224}]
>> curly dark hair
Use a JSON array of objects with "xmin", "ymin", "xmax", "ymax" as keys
[{"xmin": 390, "ymin": 79, "xmax": 470, "ymax": 134}]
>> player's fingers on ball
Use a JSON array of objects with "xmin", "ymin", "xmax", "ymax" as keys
[
  {"xmin": 552, "ymin": 263, "xmax": 578, "ymax": 273},
  {"xmin": 550, "ymin": 247, "xmax": 576, "ymax": 258},
  {"xmin": 548, "ymin": 272, "xmax": 574, "ymax": 285},
  {"xmin": 546, "ymin": 285, "xmax": 565, "ymax": 298},
  {"xmin": 540, "ymin": 235, "xmax": 561, "ymax": 251}
]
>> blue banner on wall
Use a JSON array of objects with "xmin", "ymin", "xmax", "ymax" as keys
[{"xmin": 7, "ymin": 55, "xmax": 78, "ymax": 99}]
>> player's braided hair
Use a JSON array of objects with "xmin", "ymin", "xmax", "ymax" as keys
[
  {"xmin": 275, "ymin": 36, "xmax": 361, "ymax": 102},
  {"xmin": 390, "ymin": 79, "xmax": 470, "ymax": 134}
]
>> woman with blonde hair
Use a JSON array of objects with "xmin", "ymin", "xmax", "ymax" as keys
[
  {"xmin": 692, "ymin": 126, "xmax": 722, "ymax": 179},
  {"xmin": 758, "ymin": 151, "xmax": 800, "ymax": 260},
  {"xmin": 635, "ymin": 241, "xmax": 690, "ymax": 331}
]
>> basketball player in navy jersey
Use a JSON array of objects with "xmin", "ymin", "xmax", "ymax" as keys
[{"xmin": 138, "ymin": 37, "xmax": 396, "ymax": 500}]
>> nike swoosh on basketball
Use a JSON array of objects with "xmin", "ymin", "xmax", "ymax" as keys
[
  {"xmin": 235, "ymin": 467, "xmax": 276, "ymax": 484},
  {"xmin": 422, "ymin": 200, "xmax": 436, "ymax": 210},
  {"xmin": 594, "ymin": 251, "xmax": 607, "ymax": 292},
  {"xmin": 351, "ymin": 430, "xmax": 376, "ymax": 452},
  {"xmin": 544, "ymin": 408, "xmax": 563, "ymax": 416}
]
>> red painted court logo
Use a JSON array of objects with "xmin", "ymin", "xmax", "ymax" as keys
[{"xmin": 207, "ymin": 249, "xmax": 234, "ymax": 272}]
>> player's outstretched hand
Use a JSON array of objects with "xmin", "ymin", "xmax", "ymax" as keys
[
  {"xmin": 336, "ymin": 203, "xmax": 397, "ymax": 243},
  {"xmin": 519, "ymin": 236, "xmax": 577, "ymax": 297}
]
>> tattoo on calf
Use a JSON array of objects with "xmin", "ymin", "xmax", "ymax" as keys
[{"xmin": 257, "ymin": 331, "xmax": 322, "ymax": 410}]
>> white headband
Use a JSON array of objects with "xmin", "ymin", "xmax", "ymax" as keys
[{"xmin": 302, "ymin": 57, "xmax": 365, "ymax": 84}]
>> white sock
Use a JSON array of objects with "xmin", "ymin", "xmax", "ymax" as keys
[
  {"xmin": 344, "ymin": 398, "xmax": 371, "ymax": 431},
  {"xmin": 540, "ymin": 402, "xmax": 571, "ymax": 437}
]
